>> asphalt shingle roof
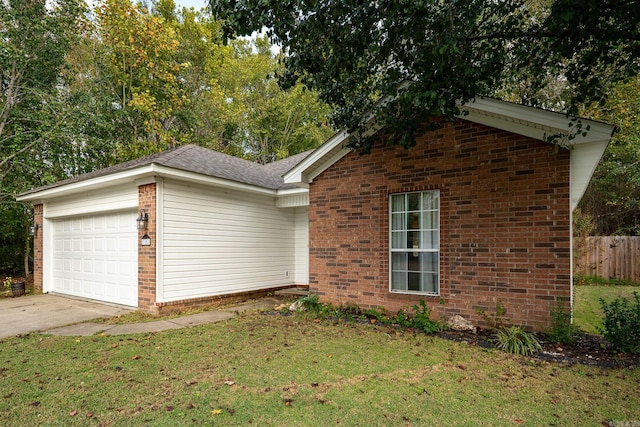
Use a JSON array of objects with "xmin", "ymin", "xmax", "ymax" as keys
[{"xmin": 20, "ymin": 145, "xmax": 311, "ymax": 197}]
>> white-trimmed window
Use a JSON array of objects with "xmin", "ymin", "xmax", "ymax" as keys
[{"xmin": 390, "ymin": 190, "xmax": 440, "ymax": 294}]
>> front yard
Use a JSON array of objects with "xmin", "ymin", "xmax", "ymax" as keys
[{"xmin": 0, "ymin": 305, "xmax": 638, "ymax": 426}]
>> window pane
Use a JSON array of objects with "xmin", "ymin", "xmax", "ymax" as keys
[
  {"xmin": 423, "ymin": 191, "xmax": 439, "ymax": 210},
  {"xmin": 391, "ymin": 252, "xmax": 407, "ymax": 270},
  {"xmin": 421, "ymin": 231, "xmax": 439, "ymax": 249},
  {"xmin": 420, "ymin": 252, "xmax": 438, "ymax": 273},
  {"xmin": 408, "ymin": 251, "xmax": 420, "ymax": 271},
  {"xmin": 422, "ymin": 211, "xmax": 438, "ymax": 229},
  {"xmin": 391, "ymin": 231, "xmax": 406, "ymax": 249},
  {"xmin": 407, "ymin": 231, "xmax": 420, "ymax": 250},
  {"xmin": 408, "ymin": 193, "xmax": 421, "ymax": 211},
  {"xmin": 392, "ymin": 213, "xmax": 404, "ymax": 230},
  {"xmin": 391, "ymin": 194, "xmax": 405, "ymax": 212},
  {"xmin": 407, "ymin": 212, "xmax": 420, "ymax": 230},
  {"xmin": 408, "ymin": 272, "xmax": 421, "ymax": 291},
  {"xmin": 421, "ymin": 273, "xmax": 438, "ymax": 293},
  {"xmin": 392, "ymin": 272, "xmax": 407, "ymax": 290}
]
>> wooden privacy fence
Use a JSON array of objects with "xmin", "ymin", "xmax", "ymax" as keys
[{"xmin": 573, "ymin": 236, "xmax": 640, "ymax": 282}]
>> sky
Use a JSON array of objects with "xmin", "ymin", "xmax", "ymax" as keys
[{"xmin": 174, "ymin": 0, "xmax": 208, "ymax": 10}]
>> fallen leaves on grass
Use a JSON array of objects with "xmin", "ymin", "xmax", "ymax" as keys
[{"xmin": 211, "ymin": 409, "xmax": 223, "ymax": 415}]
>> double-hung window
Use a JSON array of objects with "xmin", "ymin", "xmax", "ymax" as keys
[{"xmin": 390, "ymin": 190, "xmax": 440, "ymax": 294}]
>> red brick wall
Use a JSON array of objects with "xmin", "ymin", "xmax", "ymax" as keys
[
  {"xmin": 33, "ymin": 204, "xmax": 43, "ymax": 293},
  {"xmin": 308, "ymin": 119, "xmax": 572, "ymax": 331},
  {"xmin": 138, "ymin": 183, "xmax": 158, "ymax": 314}
]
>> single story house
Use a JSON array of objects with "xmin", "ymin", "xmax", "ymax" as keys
[
  {"xmin": 18, "ymin": 146, "xmax": 311, "ymax": 314},
  {"xmin": 19, "ymin": 98, "xmax": 613, "ymax": 329},
  {"xmin": 283, "ymin": 98, "xmax": 613, "ymax": 330}
]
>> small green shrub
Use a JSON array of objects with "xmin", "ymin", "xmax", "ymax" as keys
[
  {"xmin": 393, "ymin": 309, "xmax": 413, "ymax": 327},
  {"xmin": 477, "ymin": 301, "xmax": 507, "ymax": 330},
  {"xmin": 547, "ymin": 304, "xmax": 576, "ymax": 345},
  {"xmin": 362, "ymin": 307, "xmax": 387, "ymax": 322},
  {"xmin": 297, "ymin": 294, "xmax": 321, "ymax": 311},
  {"xmin": 599, "ymin": 291, "xmax": 640, "ymax": 354},
  {"xmin": 494, "ymin": 326, "xmax": 542, "ymax": 356},
  {"xmin": 410, "ymin": 300, "xmax": 443, "ymax": 334}
]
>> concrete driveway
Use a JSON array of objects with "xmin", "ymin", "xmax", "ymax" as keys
[{"xmin": 0, "ymin": 294, "xmax": 132, "ymax": 339}]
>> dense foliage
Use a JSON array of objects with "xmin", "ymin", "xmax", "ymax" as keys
[
  {"xmin": 0, "ymin": 0, "xmax": 333, "ymax": 275},
  {"xmin": 210, "ymin": 0, "xmax": 639, "ymax": 151}
]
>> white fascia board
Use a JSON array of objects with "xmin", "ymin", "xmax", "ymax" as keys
[
  {"xmin": 460, "ymin": 98, "xmax": 613, "ymax": 211},
  {"xmin": 283, "ymin": 130, "xmax": 351, "ymax": 185},
  {"xmin": 460, "ymin": 98, "xmax": 613, "ymax": 145},
  {"xmin": 276, "ymin": 187, "xmax": 309, "ymax": 196},
  {"xmin": 17, "ymin": 164, "xmax": 279, "ymax": 203},
  {"xmin": 16, "ymin": 166, "xmax": 158, "ymax": 202},
  {"xmin": 151, "ymin": 165, "xmax": 276, "ymax": 196}
]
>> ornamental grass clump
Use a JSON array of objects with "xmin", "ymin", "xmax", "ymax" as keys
[
  {"xmin": 478, "ymin": 301, "xmax": 542, "ymax": 356},
  {"xmin": 494, "ymin": 326, "xmax": 543, "ymax": 356}
]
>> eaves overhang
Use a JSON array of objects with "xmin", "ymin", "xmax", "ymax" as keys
[
  {"xmin": 283, "ymin": 97, "xmax": 614, "ymax": 211},
  {"xmin": 16, "ymin": 163, "xmax": 295, "ymax": 203}
]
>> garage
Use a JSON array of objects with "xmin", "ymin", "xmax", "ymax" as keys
[
  {"xmin": 51, "ymin": 210, "xmax": 138, "ymax": 307},
  {"xmin": 18, "ymin": 145, "xmax": 310, "ymax": 315}
]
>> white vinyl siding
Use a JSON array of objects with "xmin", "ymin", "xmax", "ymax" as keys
[
  {"xmin": 390, "ymin": 190, "xmax": 440, "ymax": 295},
  {"xmin": 294, "ymin": 207, "xmax": 309, "ymax": 284},
  {"xmin": 160, "ymin": 181, "xmax": 296, "ymax": 301},
  {"xmin": 45, "ymin": 184, "xmax": 138, "ymax": 218},
  {"xmin": 51, "ymin": 211, "xmax": 138, "ymax": 306}
]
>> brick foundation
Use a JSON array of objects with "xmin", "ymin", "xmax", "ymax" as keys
[
  {"xmin": 308, "ymin": 119, "xmax": 572, "ymax": 331},
  {"xmin": 149, "ymin": 285, "xmax": 307, "ymax": 316}
]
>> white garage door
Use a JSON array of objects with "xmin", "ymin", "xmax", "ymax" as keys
[{"xmin": 52, "ymin": 211, "xmax": 138, "ymax": 307}]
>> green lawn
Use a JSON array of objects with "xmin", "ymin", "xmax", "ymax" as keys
[
  {"xmin": 574, "ymin": 284, "xmax": 639, "ymax": 335},
  {"xmin": 0, "ymin": 311, "xmax": 638, "ymax": 426}
]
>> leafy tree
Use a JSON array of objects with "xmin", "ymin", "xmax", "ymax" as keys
[
  {"xmin": 210, "ymin": 0, "xmax": 640, "ymax": 151},
  {"xmin": 215, "ymin": 37, "xmax": 333, "ymax": 163},
  {"xmin": 0, "ymin": 0, "xmax": 85, "ymax": 276},
  {"xmin": 578, "ymin": 76, "xmax": 640, "ymax": 235},
  {"xmin": 94, "ymin": 0, "xmax": 189, "ymax": 160}
]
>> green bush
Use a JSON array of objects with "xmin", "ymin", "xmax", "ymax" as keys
[
  {"xmin": 495, "ymin": 326, "xmax": 542, "ymax": 356},
  {"xmin": 547, "ymin": 304, "xmax": 576, "ymax": 345},
  {"xmin": 599, "ymin": 291, "xmax": 640, "ymax": 354},
  {"xmin": 410, "ymin": 300, "xmax": 443, "ymax": 334},
  {"xmin": 297, "ymin": 294, "xmax": 321, "ymax": 311}
]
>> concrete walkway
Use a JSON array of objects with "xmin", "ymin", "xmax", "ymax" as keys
[
  {"xmin": 0, "ymin": 294, "xmax": 285, "ymax": 338},
  {"xmin": 46, "ymin": 297, "xmax": 284, "ymax": 337},
  {"xmin": 0, "ymin": 294, "xmax": 132, "ymax": 339}
]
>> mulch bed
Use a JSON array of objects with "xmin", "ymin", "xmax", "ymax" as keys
[
  {"xmin": 264, "ymin": 310, "xmax": 640, "ymax": 369},
  {"xmin": 437, "ymin": 328, "xmax": 639, "ymax": 369}
]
